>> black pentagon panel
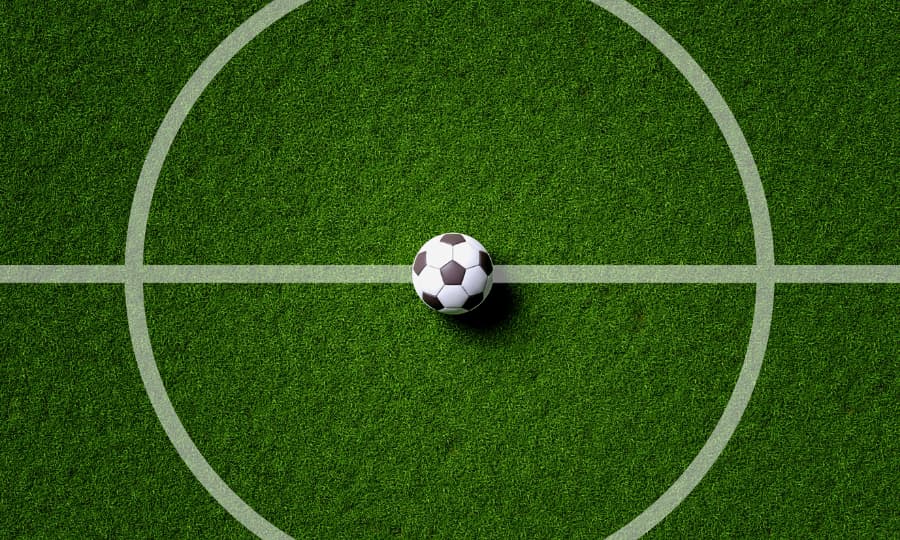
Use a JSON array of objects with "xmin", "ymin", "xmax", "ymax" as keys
[
  {"xmin": 440, "ymin": 233, "xmax": 466, "ymax": 245},
  {"xmin": 462, "ymin": 292, "xmax": 484, "ymax": 310},
  {"xmin": 478, "ymin": 251, "xmax": 493, "ymax": 275},
  {"xmin": 413, "ymin": 251, "xmax": 428, "ymax": 275},
  {"xmin": 422, "ymin": 292, "xmax": 443, "ymax": 310},
  {"xmin": 440, "ymin": 260, "xmax": 466, "ymax": 285}
]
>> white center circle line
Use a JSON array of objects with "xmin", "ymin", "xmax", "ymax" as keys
[{"xmin": 122, "ymin": 1, "xmax": 775, "ymax": 538}]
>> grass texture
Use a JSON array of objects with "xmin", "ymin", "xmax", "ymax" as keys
[
  {"xmin": 144, "ymin": 282, "xmax": 752, "ymax": 537},
  {"xmin": 145, "ymin": 0, "xmax": 754, "ymax": 266},
  {"xmin": 1, "ymin": 0, "xmax": 897, "ymax": 537}
]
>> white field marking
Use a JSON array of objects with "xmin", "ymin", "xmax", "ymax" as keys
[
  {"xmin": 141, "ymin": 264, "xmax": 409, "ymax": 283},
  {"xmin": 495, "ymin": 265, "xmax": 761, "ymax": 283},
  {"xmin": 2, "ymin": 264, "xmax": 899, "ymax": 284},
  {"xmin": 496, "ymin": 265, "xmax": 900, "ymax": 283},
  {"xmin": 0, "ymin": 265, "xmax": 127, "ymax": 283},
  {"xmin": 772, "ymin": 265, "xmax": 900, "ymax": 283}
]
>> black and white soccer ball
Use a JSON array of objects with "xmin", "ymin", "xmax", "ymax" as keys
[{"xmin": 411, "ymin": 233, "xmax": 494, "ymax": 315}]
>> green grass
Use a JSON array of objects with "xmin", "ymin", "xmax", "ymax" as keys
[
  {"xmin": 629, "ymin": 0, "xmax": 899, "ymax": 265},
  {"xmin": 651, "ymin": 285, "xmax": 899, "ymax": 538},
  {"xmin": 1, "ymin": 0, "xmax": 897, "ymax": 537},
  {"xmin": 144, "ymin": 282, "xmax": 753, "ymax": 537},
  {"xmin": 0, "ymin": 285, "xmax": 249, "ymax": 538},
  {"xmin": 0, "ymin": 0, "xmax": 268, "ymax": 264},
  {"xmin": 145, "ymin": 0, "xmax": 754, "ymax": 266}
]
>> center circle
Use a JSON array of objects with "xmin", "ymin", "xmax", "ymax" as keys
[{"xmin": 124, "ymin": 1, "xmax": 775, "ymax": 538}]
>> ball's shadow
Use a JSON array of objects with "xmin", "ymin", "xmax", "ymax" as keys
[{"xmin": 446, "ymin": 282, "xmax": 517, "ymax": 332}]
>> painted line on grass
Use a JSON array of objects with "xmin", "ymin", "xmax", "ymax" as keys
[
  {"xmin": 772, "ymin": 265, "xmax": 900, "ymax": 283},
  {"xmin": 121, "ymin": 0, "xmax": 778, "ymax": 532},
  {"xmin": 141, "ymin": 264, "xmax": 410, "ymax": 283},
  {"xmin": 0, "ymin": 265, "xmax": 126, "ymax": 283},
  {"xmin": 497, "ymin": 264, "xmax": 900, "ymax": 283},
  {"xmin": 103, "ymin": 0, "xmax": 872, "ymax": 538},
  {"xmin": 2, "ymin": 264, "xmax": 899, "ymax": 284},
  {"xmin": 123, "ymin": 277, "xmax": 291, "ymax": 540},
  {"xmin": 611, "ymin": 279, "xmax": 775, "ymax": 540}
]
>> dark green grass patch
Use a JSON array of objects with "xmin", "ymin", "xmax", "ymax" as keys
[
  {"xmin": 145, "ymin": 282, "xmax": 754, "ymax": 537},
  {"xmin": 145, "ymin": 0, "xmax": 754, "ymax": 266},
  {"xmin": 650, "ymin": 285, "xmax": 900, "ymax": 538},
  {"xmin": 629, "ymin": 0, "xmax": 899, "ymax": 264},
  {"xmin": 0, "ymin": 1, "xmax": 268, "ymax": 264},
  {"xmin": 0, "ymin": 285, "xmax": 251, "ymax": 538}
]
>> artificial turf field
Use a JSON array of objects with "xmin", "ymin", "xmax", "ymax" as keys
[{"xmin": 1, "ymin": 0, "xmax": 898, "ymax": 537}]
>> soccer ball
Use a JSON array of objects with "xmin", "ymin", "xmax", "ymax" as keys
[{"xmin": 411, "ymin": 233, "xmax": 494, "ymax": 315}]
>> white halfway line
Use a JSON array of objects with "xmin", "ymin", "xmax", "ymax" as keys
[{"xmin": 1, "ymin": 264, "xmax": 899, "ymax": 284}]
